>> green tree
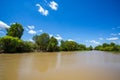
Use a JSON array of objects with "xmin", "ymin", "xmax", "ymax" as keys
[
  {"xmin": 47, "ymin": 37, "xmax": 58, "ymax": 52},
  {"xmin": 60, "ymin": 40, "xmax": 78, "ymax": 51},
  {"xmin": 33, "ymin": 33, "xmax": 50, "ymax": 51},
  {"xmin": 22, "ymin": 41, "xmax": 36, "ymax": 52},
  {"xmin": 87, "ymin": 45, "xmax": 93, "ymax": 50},
  {"xmin": 110, "ymin": 42, "xmax": 115, "ymax": 46},
  {"xmin": 7, "ymin": 23, "xmax": 24, "ymax": 38},
  {"xmin": 95, "ymin": 45, "xmax": 102, "ymax": 50},
  {"xmin": 95, "ymin": 42, "xmax": 120, "ymax": 51},
  {"xmin": 78, "ymin": 44, "xmax": 86, "ymax": 50},
  {"xmin": 0, "ymin": 36, "xmax": 24, "ymax": 53},
  {"xmin": 102, "ymin": 43, "xmax": 109, "ymax": 48},
  {"xmin": 0, "ymin": 36, "xmax": 36, "ymax": 53}
]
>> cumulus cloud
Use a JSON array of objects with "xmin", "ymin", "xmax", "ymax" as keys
[
  {"xmin": 36, "ymin": 4, "xmax": 48, "ymax": 16},
  {"xmin": 67, "ymin": 39, "xmax": 74, "ymax": 41},
  {"xmin": 36, "ymin": 0, "xmax": 58, "ymax": 16},
  {"xmin": 49, "ymin": 1, "xmax": 58, "ymax": 10},
  {"xmin": 27, "ymin": 25, "xmax": 43, "ymax": 35},
  {"xmin": 55, "ymin": 34, "xmax": 62, "ymax": 41},
  {"xmin": 28, "ymin": 30, "xmax": 37, "ymax": 35},
  {"xmin": 90, "ymin": 40, "xmax": 100, "ymax": 45},
  {"xmin": 0, "ymin": 21, "xmax": 10, "ymax": 29},
  {"xmin": 28, "ymin": 25, "xmax": 35, "ymax": 30},
  {"xmin": 106, "ymin": 37, "xmax": 119, "ymax": 41}
]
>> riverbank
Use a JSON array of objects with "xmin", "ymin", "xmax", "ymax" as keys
[{"xmin": 0, "ymin": 50, "xmax": 120, "ymax": 54}]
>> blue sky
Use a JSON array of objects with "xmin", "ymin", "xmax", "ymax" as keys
[{"xmin": 0, "ymin": 0, "xmax": 120, "ymax": 46}]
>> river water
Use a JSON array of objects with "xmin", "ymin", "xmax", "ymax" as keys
[{"xmin": 0, "ymin": 51, "xmax": 120, "ymax": 80}]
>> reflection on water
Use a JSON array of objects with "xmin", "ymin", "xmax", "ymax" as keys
[{"xmin": 0, "ymin": 51, "xmax": 120, "ymax": 80}]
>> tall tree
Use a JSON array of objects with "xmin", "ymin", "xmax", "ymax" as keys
[
  {"xmin": 47, "ymin": 37, "xmax": 58, "ymax": 52},
  {"xmin": 7, "ymin": 23, "xmax": 24, "ymax": 38},
  {"xmin": 87, "ymin": 45, "xmax": 93, "ymax": 50},
  {"xmin": 78, "ymin": 44, "xmax": 86, "ymax": 50},
  {"xmin": 60, "ymin": 40, "xmax": 78, "ymax": 51},
  {"xmin": 33, "ymin": 33, "xmax": 50, "ymax": 51}
]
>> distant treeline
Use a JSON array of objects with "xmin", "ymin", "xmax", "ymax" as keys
[
  {"xmin": 95, "ymin": 43, "xmax": 120, "ymax": 51},
  {"xmin": 0, "ymin": 23, "xmax": 120, "ymax": 53},
  {"xmin": 33, "ymin": 33, "xmax": 93, "ymax": 52}
]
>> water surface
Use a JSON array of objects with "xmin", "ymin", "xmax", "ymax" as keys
[{"xmin": 0, "ymin": 51, "xmax": 120, "ymax": 80}]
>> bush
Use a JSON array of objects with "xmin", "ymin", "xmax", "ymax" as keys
[
  {"xmin": 22, "ymin": 41, "xmax": 36, "ymax": 52},
  {"xmin": 0, "ymin": 36, "xmax": 35, "ymax": 53},
  {"xmin": 60, "ymin": 40, "xmax": 79, "ymax": 51},
  {"xmin": 95, "ymin": 42, "xmax": 120, "ymax": 51},
  {"xmin": 0, "ymin": 36, "xmax": 24, "ymax": 53}
]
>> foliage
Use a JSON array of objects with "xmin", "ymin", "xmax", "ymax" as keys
[
  {"xmin": 3, "ymin": 22, "xmax": 119, "ymax": 53},
  {"xmin": 78, "ymin": 44, "xmax": 87, "ymax": 50},
  {"xmin": 47, "ymin": 37, "xmax": 59, "ymax": 52},
  {"xmin": 95, "ymin": 42, "xmax": 120, "ymax": 51},
  {"xmin": 87, "ymin": 45, "xmax": 93, "ymax": 50},
  {"xmin": 0, "ymin": 36, "xmax": 24, "ymax": 53},
  {"xmin": 7, "ymin": 23, "xmax": 24, "ymax": 39},
  {"xmin": 22, "ymin": 41, "xmax": 36, "ymax": 52},
  {"xmin": 0, "ymin": 36, "xmax": 36, "ymax": 53},
  {"xmin": 60, "ymin": 40, "xmax": 79, "ymax": 51},
  {"xmin": 33, "ymin": 33, "xmax": 50, "ymax": 51}
]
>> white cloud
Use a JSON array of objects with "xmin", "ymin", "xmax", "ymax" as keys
[
  {"xmin": 89, "ymin": 40, "xmax": 100, "ymax": 45},
  {"xmin": 28, "ymin": 25, "xmax": 35, "ymax": 30},
  {"xmin": 55, "ymin": 34, "xmax": 62, "ymax": 41},
  {"xmin": 67, "ymin": 39, "xmax": 74, "ymax": 41},
  {"xmin": 106, "ymin": 37, "xmax": 119, "ymax": 41},
  {"xmin": 0, "ymin": 21, "xmax": 10, "ymax": 29},
  {"xmin": 27, "ymin": 25, "xmax": 43, "ymax": 35},
  {"xmin": 49, "ymin": 1, "xmax": 58, "ymax": 10},
  {"xmin": 36, "ymin": 4, "xmax": 48, "ymax": 16},
  {"xmin": 28, "ymin": 30, "xmax": 37, "ymax": 35},
  {"xmin": 99, "ymin": 38, "xmax": 103, "ymax": 40}
]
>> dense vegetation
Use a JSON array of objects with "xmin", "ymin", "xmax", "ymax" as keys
[
  {"xmin": 0, "ymin": 23, "xmax": 91, "ymax": 53},
  {"xmin": 0, "ymin": 23, "xmax": 120, "ymax": 53},
  {"xmin": 32, "ymin": 33, "xmax": 91, "ymax": 52},
  {"xmin": 95, "ymin": 42, "xmax": 120, "ymax": 51},
  {"xmin": 0, "ymin": 23, "xmax": 34, "ymax": 53}
]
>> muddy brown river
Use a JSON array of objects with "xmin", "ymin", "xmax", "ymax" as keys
[{"xmin": 0, "ymin": 51, "xmax": 120, "ymax": 80}]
